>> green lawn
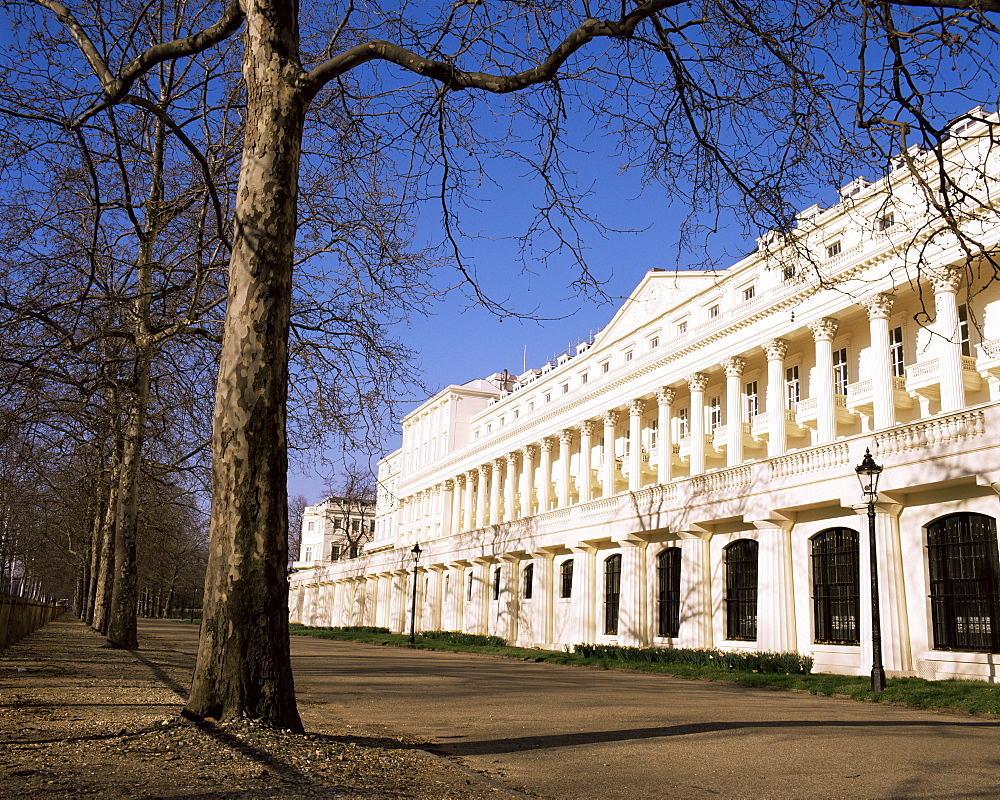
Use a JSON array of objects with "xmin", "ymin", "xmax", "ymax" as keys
[{"xmin": 288, "ymin": 624, "xmax": 1000, "ymax": 716}]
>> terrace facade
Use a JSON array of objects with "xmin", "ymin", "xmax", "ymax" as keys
[{"xmin": 290, "ymin": 109, "xmax": 1000, "ymax": 681}]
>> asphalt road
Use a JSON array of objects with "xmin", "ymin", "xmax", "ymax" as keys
[{"xmin": 140, "ymin": 620, "xmax": 1000, "ymax": 799}]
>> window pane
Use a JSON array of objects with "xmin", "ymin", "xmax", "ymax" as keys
[
  {"xmin": 811, "ymin": 528, "xmax": 860, "ymax": 645},
  {"xmin": 657, "ymin": 548, "xmax": 682, "ymax": 637},
  {"xmin": 604, "ymin": 555, "xmax": 622, "ymax": 635},
  {"xmin": 927, "ymin": 513, "xmax": 1000, "ymax": 652},
  {"xmin": 725, "ymin": 540, "xmax": 758, "ymax": 640}
]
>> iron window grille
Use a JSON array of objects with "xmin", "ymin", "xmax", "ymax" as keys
[
  {"xmin": 657, "ymin": 547, "xmax": 682, "ymax": 637},
  {"xmin": 811, "ymin": 528, "xmax": 860, "ymax": 644},
  {"xmin": 927, "ymin": 513, "xmax": 1000, "ymax": 653},
  {"xmin": 604, "ymin": 554, "xmax": 622, "ymax": 635},
  {"xmin": 560, "ymin": 560, "xmax": 574, "ymax": 598},
  {"xmin": 725, "ymin": 539, "xmax": 758, "ymax": 640}
]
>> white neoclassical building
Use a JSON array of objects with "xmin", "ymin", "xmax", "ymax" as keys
[{"xmin": 290, "ymin": 109, "xmax": 1000, "ymax": 681}]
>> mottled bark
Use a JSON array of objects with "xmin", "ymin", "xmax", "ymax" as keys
[
  {"xmin": 90, "ymin": 453, "xmax": 120, "ymax": 633},
  {"xmin": 184, "ymin": 0, "xmax": 304, "ymax": 730}
]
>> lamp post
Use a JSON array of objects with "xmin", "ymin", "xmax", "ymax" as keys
[
  {"xmin": 856, "ymin": 448, "xmax": 887, "ymax": 692},
  {"xmin": 408, "ymin": 543, "xmax": 421, "ymax": 645}
]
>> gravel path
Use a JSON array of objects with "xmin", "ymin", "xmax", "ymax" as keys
[{"xmin": 0, "ymin": 617, "xmax": 530, "ymax": 799}]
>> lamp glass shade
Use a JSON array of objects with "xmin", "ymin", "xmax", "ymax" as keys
[{"xmin": 855, "ymin": 448, "xmax": 882, "ymax": 501}]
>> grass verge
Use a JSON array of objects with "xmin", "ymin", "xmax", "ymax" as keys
[{"xmin": 288, "ymin": 624, "xmax": 1000, "ymax": 716}]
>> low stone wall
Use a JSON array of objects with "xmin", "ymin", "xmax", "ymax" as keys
[{"xmin": 0, "ymin": 595, "xmax": 65, "ymax": 653}]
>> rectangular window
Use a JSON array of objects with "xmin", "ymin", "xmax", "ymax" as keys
[
  {"xmin": 826, "ymin": 240, "xmax": 842, "ymax": 259},
  {"xmin": 833, "ymin": 348, "xmax": 849, "ymax": 395},
  {"xmin": 745, "ymin": 380, "xmax": 759, "ymax": 418},
  {"xmin": 560, "ymin": 560, "xmax": 574, "ymax": 598},
  {"xmin": 649, "ymin": 336, "xmax": 659, "ymax": 349},
  {"xmin": 307, "ymin": 521, "xmax": 315, "ymax": 531},
  {"xmin": 959, "ymin": 304, "xmax": 971, "ymax": 357},
  {"xmin": 709, "ymin": 396, "xmax": 722, "ymax": 431},
  {"xmin": 580, "ymin": 373, "xmax": 588, "ymax": 385},
  {"xmin": 890, "ymin": 326, "xmax": 905, "ymax": 378},
  {"xmin": 708, "ymin": 304, "xmax": 720, "ymax": 319},
  {"xmin": 561, "ymin": 383, "xmax": 569, "ymax": 395},
  {"xmin": 678, "ymin": 407, "xmax": 689, "ymax": 438},
  {"xmin": 544, "ymin": 393, "xmax": 551, "ymax": 404},
  {"xmin": 485, "ymin": 423, "xmax": 492, "ymax": 434},
  {"xmin": 649, "ymin": 418, "xmax": 659, "ymax": 449},
  {"xmin": 513, "ymin": 408, "xmax": 519, "ymax": 419},
  {"xmin": 601, "ymin": 362, "xmax": 610, "ymax": 374},
  {"xmin": 330, "ymin": 544, "xmax": 342, "ymax": 561},
  {"xmin": 676, "ymin": 321, "xmax": 688, "ymax": 336},
  {"xmin": 499, "ymin": 416, "xmax": 505, "ymax": 427},
  {"xmin": 624, "ymin": 350, "xmax": 633, "ymax": 363},
  {"xmin": 783, "ymin": 265, "xmax": 796, "ymax": 281},
  {"xmin": 492, "ymin": 567, "xmax": 501, "ymax": 600},
  {"xmin": 304, "ymin": 547, "xmax": 313, "ymax": 562},
  {"xmin": 742, "ymin": 285, "xmax": 756, "ymax": 302},
  {"xmin": 878, "ymin": 212, "xmax": 895, "ymax": 231},
  {"xmin": 785, "ymin": 366, "xmax": 800, "ymax": 409}
]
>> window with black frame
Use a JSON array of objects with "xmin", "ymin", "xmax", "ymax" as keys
[
  {"xmin": 811, "ymin": 528, "xmax": 860, "ymax": 644},
  {"xmin": 560, "ymin": 559, "xmax": 573, "ymax": 598},
  {"xmin": 725, "ymin": 539, "xmax": 758, "ymax": 640},
  {"xmin": 523, "ymin": 562, "xmax": 534, "ymax": 599},
  {"xmin": 657, "ymin": 547, "xmax": 681, "ymax": 637},
  {"xmin": 492, "ymin": 567, "xmax": 501, "ymax": 600},
  {"xmin": 927, "ymin": 513, "xmax": 1000, "ymax": 653},
  {"xmin": 604, "ymin": 554, "xmax": 622, "ymax": 635}
]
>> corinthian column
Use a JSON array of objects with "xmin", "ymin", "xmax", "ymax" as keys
[
  {"xmin": 578, "ymin": 422, "xmax": 595, "ymax": 503},
  {"xmin": 558, "ymin": 430, "xmax": 574, "ymax": 507},
  {"xmin": 504, "ymin": 453, "xmax": 518, "ymax": 521},
  {"xmin": 656, "ymin": 388, "xmax": 675, "ymax": 485},
  {"xmin": 520, "ymin": 445, "xmax": 536, "ymax": 516},
  {"xmin": 686, "ymin": 373, "xmax": 708, "ymax": 475},
  {"xmin": 930, "ymin": 267, "xmax": 965, "ymax": 412},
  {"xmin": 721, "ymin": 357, "xmax": 745, "ymax": 467},
  {"xmin": 809, "ymin": 318, "xmax": 839, "ymax": 444},
  {"xmin": 864, "ymin": 293, "xmax": 896, "ymax": 429},
  {"xmin": 627, "ymin": 399, "xmax": 645, "ymax": 491},
  {"xmin": 762, "ymin": 338, "xmax": 788, "ymax": 457},
  {"xmin": 602, "ymin": 410, "xmax": 619, "ymax": 496},
  {"xmin": 489, "ymin": 458, "xmax": 503, "ymax": 525},
  {"xmin": 475, "ymin": 465, "xmax": 488, "ymax": 529},
  {"xmin": 538, "ymin": 438, "xmax": 554, "ymax": 511}
]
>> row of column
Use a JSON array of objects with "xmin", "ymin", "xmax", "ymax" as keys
[{"xmin": 397, "ymin": 272, "xmax": 967, "ymax": 538}]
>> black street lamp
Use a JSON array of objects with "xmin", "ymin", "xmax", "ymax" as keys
[
  {"xmin": 408, "ymin": 543, "xmax": 422, "ymax": 645},
  {"xmin": 856, "ymin": 448, "xmax": 887, "ymax": 693}
]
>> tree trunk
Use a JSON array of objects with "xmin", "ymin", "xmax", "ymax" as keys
[
  {"xmin": 91, "ymin": 452, "xmax": 121, "ymax": 633},
  {"xmin": 185, "ymin": 0, "xmax": 304, "ymax": 731}
]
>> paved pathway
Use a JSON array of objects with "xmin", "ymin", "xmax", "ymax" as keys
[{"xmin": 140, "ymin": 620, "xmax": 1000, "ymax": 799}]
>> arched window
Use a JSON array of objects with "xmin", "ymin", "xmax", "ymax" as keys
[
  {"xmin": 560, "ymin": 559, "xmax": 574, "ymax": 598},
  {"xmin": 927, "ymin": 513, "xmax": 1000, "ymax": 653},
  {"xmin": 811, "ymin": 528, "xmax": 860, "ymax": 645},
  {"xmin": 523, "ymin": 563, "xmax": 534, "ymax": 599},
  {"xmin": 492, "ymin": 566, "xmax": 501, "ymax": 600},
  {"xmin": 467, "ymin": 571, "xmax": 473, "ymax": 601},
  {"xmin": 725, "ymin": 539, "xmax": 758, "ymax": 641},
  {"xmin": 604, "ymin": 554, "xmax": 622, "ymax": 635},
  {"xmin": 657, "ymin": 547, "xmax": 682, "ymax": 638}
]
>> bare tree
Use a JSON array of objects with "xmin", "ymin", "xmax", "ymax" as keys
[{"xmin": 12, "ymin": 0, "xmax": 1000, "ymax": 731}]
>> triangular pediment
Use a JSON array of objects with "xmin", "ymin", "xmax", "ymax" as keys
[{"xmin": 592, "ymin": 269, "xmax": 720, "ymax": 348}]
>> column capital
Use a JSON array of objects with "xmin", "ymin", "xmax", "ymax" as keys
[
  {"xmin": 762, "ymin": 337, "xmax": 788, "ymax": 360},
  {"xmin": 492, "ymin": 457, "xmax": 504, "ymax": 471},
  {"xmin": 443, "ymin": 479, "xmax": 454, "ymax": 491},
  {"xmin": 627, "ymin": 398, "xmax": 646, "ymax": 416},
  {"xmin": 521, "ymin": 443, "xmax": 537, "ymax": 459},
  {"xmin": 578, "ymin": 420, "xmax": 596, "ymax": 437},
  {"xmin": 863, "ymin": 292, "xmax": 895, "ymax": 320},
  {"xmin": 478, "ymin": 464, "xmax": 490, "ymax": 477},
  {"xmin": 721, "ymin": 356, "xmax": 746, "ymax": 378},
  {"xmin": 603, "ymin": 409, "xmax": 619, "ymax": 427},
  {"xmin": 539, "ymin": 437, "xmax": 554, "ymax": 453},
  {"xmin": 505, "ymin": 451, "xmax": 519, "ymax": 466},
  {"xmin": 455, "ymin": 473, "xmax": 466, "ymax": 487},
  {"xmin": 559, "ymin": 428, "xmax": 575, "ymax": 445},
  {"xmin": 808, "ymin": 317, "xmax": 839, "ymax": 341},
  {"xmin": 686, "ymin": 372, "xmax": 709, "ymax": 392},
  {"xmin": 656, "ymin": 386, "xmax": 676, "ymax": 405},
  {"xmin": 929, "ymin": 266, "xmax": 962, "ymax": 294}
]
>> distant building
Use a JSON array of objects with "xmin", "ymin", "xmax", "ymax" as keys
[
  {"xmin": 293, "ymin": 496, "xmax": 375, "ymax": 568},
  {"xmin": 291, "ymin": 108, "xmax": 1000, "ymax": 682}
]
